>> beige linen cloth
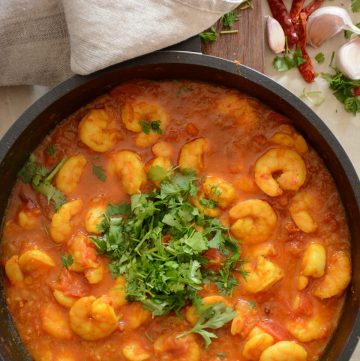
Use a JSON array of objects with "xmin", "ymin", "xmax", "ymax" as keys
[{"xmin": 0, "ymin": 0, "xmax": 243, "ymax": 86}]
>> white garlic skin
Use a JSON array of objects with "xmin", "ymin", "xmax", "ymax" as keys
[
  {"xmin": 267, "ymin": 16, "xmax": 286, "ymax": 54},
  {"xmin": 336, "ymin": 38, "xmax": 360, "ymax": 80},
  {"xmin": 307, "ymin": 6, "xmax": 360, "ymax": 48}
]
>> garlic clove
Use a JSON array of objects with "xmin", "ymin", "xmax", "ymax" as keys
[
  {"xmin": 307, "ymin": 7, "xmax": 360, "ymax": 48},
  {"xmin": 336, "ymin": 38, "xmax": 360, "ymax": 80},
  {"xmin": 267, "ymin": 16, "xmax": 286, "ymax": 54}
]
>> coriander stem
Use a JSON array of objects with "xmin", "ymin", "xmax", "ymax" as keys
[
  {"xmin": 45, "ymin": 157, "xmax": 67, "ymax": 182},
  {"xmin": 220, "ymin": 30, "xmax": 239, "ymax": 35}
]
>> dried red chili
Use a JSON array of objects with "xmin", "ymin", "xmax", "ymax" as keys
[
  {"xmin": 267, "ymin": 0, "xmax": 299, "ymax": 47},
  {"xmin": 290, "ymin": 0, "xmax": 306, "ymax": 21},
  {"xmin": 302, "ymin": 0, "xmax": 324, "ymax": 17}
]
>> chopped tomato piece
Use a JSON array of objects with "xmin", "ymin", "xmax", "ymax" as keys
[{"xmin": 257, "ymin": 319, "xmax": 292, "ymax": 341}]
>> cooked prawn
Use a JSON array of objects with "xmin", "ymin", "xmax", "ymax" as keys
[
  {"xmin": 259, "ymin": 341, "xmax": 307, "ymax": 361},
  {"xmin": 254, "ymin": 149, "xmax": 306, "ymax": 197},
  {"xmin": 217, "ymin": 94, "xmax": 259, "ymax": 129},
  {"xmin": 301, "ymin": 243, "xmax": 326, "ymax": 279},
  {"xmin": 242, "ymin": 326, "xmax": 275, "ymax": 360},
  {"xmin": 154, "ymin": 332, "xmax": 200, "ymax": 361},
  {"xmin": 5, "ymin": 250, "xmax": 55, "ymax": 284},
  {"xmin": 53, "ymin": 289, "xmax": 78, "ymax": 308},
  {"xmin": 231, "ymin": 299, "xmax": 258, "ymax": 336},
  {"xmin": 109, "ymin": 276, "xmax": 127, "ymax": 308},
  {"xmin": 55, "ymin": 154, "xmax": 87, "ymax": 195},
  {"xmin": 287, "ymin": 315, "xmax": 328, "ymax": 342},
  {"xmin": 122, "ymin": 339, "xmax": 151, "ymax": 361},
  {"xmin": 229, "ymin": 199, "xmax": 277, "ymax": 243},
  {"xmin": 270, "ymin": 132, "xmax": 308, "ymax": 154},
  {"xmin": 41, "ymin": 303, "xmax": 73, "ymax": 339},
  {"xmin": 241, "ymin": 256, "xmax": 283, "ymax": 293},
  {"xmin": 49, "ymin": 199, "xmax": 83, "ymax": 243},
  {"xmin": 79, "ymin": 109, "xmax": 121, "ymax": 152},
  {"xmin": 121, "ymin": 100, "xmax": 169, "ymax": 148},
  {"xmin": 152, "ymin": 141, "xmax": 174, "ymax": 158},
  {"xmin": 69, "ymin": 296, "xmax": 118, "ymax": 341},
  {"xmin": 312, "ymin": 251, "xmax": 351, "ymax": 299},
  {"xmin": 289, "ymin": 190, "xmax": 318, "ymax": 233},
  {"xmin": 203, "ymin": 176, "xmax": 236, "ymax": 208},
  {"xmin": 179, "ymin": 138, "xmax": 209, "ymax": 174},
  {"xmin": 108, "ymin": 150, "xmax": 146, "ymax": 194},
  {"xmin": 84, "ymin": 197, "xmax": 107, "ymax": 234},
  {"xmin": 18, "ymin": 208, "xmax": 41, "ymax": 229}
]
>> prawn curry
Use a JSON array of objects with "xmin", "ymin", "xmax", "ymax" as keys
[{"xmin": 1, "ymin": 80, "xmax": 351, "ymax": 361}]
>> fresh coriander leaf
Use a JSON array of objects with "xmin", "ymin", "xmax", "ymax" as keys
[
  {"xmin": 322, "ymin": 70, "xmax": 360, "ymax": 115},
  {"xmin": 106, "ymin": 202, "xmax": 131, "ymax": 216},
  {"xmin": 45, "ymin": 143, "xmax": 57, "ymax": 157},
  {"xmin": 150, "ymin": 120, "xmax": 162, "ymax": 134},
  {"xmin": 248, "ymin": 300, "xmax": 256, "ymax": 308},
  {"xmin": 315, "ymin": 52, "xmax": 325, "ymax": 64},
  {"xmin": 200, "ymin": 26, "xmax": 217, "ymax": 43},
  {"xmin": 222, "ymin": 10, "xmax": 239, "ymax": 28},
  {"xmin": 273, "ymin": 48, "xmax": 305, "ymax": 72},
  {"xmin": 210, "ymin": 184, "xmax": 222, "ymax": 196},
  {"xmin": 345, "ymin": 97, "xmax": 360, "ymax": 115},
  {"xmin": 352, "ymin": 0, "xmax": 360, "ymax": 12},
  {"xmin": 140, "ymin": 120, "xmax": 151, "ymax": 134},
  {"xmin": 178, "ymin": 302, "xmax": 237, "ymax": 347},
  {"xmin": 92, "ymin": 163, "xmax": 106, "ymax": 182},
  {"xmin": 293, "ymin": 48, "xmax": 306, "ymax": 66},
  {"xmin": 148, "ymin": 165, "xmax": 169, "ymax": 182},
  {"xmin": 199, "ymin": 197, "xmax": 218, "ymax": 209},
  {"xmin": 18, "ymin": 155, "xmax": 67, "ymax": 210},
  {"xmin": 140, "ymin": 120, "xmax": 162, "ymax": 134},
  {"xmin": 61, "ymin": 254, "xmax": 73, "ymax": 269},
  {"xmin": 344, "ymin": 22, "xmax": 360, "ymax": 38}
]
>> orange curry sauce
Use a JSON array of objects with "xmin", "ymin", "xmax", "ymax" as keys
[{"xmin": 1, "ymin": 80, "xmax": 351, "ymax": 361}]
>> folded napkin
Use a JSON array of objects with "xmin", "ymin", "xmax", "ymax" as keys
[{"xmin": 0, "ymin": 0, "xmax": 243, "ymax": 86}]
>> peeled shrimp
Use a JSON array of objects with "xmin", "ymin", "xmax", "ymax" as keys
[
  {"xmin": 255, "ymin": 149, "xmax": 306, "ymax": 197},
  {"xmin": 203, "ymin": 176, "xmax": 236, "ymax": 208},
  {"xmin": 287, "ymin": 315, "xmax": 328, "ymax": 342},
  {"xmin": 121, "ymin": 100, "xmax": 169, "ymax": 148},
  {"xmin": 41, "ymin": 303, "xmax": 73, "ymax": 339},
  {"xmin": 79, "ymin": 109, "xmax": 121, "ymax": 152},
  {"xmin": 179, "ymin": 138, "xmax": 209, "ymax": 174},
  {"xmin": 312, "ymin": 251, "xmax": 351, "ymax": 299},
  {"xmin": 289, "ymin": 190, "xmax": 318, "ymax": 233},
  {"xmin": 242, "ymin": 326, "xmax": 275, "ymax": 360},
  {"xmin": 229, "ymin": 199, "xmax": 277, "ymax": 243},
  {"xmin": 69, "ymin": 296, "xmax": 118, "ymax": 341},
  {"xmin": 55, "ymin": 154, "xmax": 87, "ymax": 195},
  {"xmin": 259, "ymin": 341, "xmax": 307, "ymax": 361},
  {"xmin": 270, "ymin": 131, "xmax": 308, "ymax": 154},
  {"xmin": 108, "ymin": 150, "xmax": 146, "ymax": 194},
  {"xmin": 154, "ymin": 332, "xmax": 200, "ymax": 361},
  {"xmin": 50, "ymin": 199, "xmax": 83, "ymax": 243},
  {"xmin": 241, "ymin": 256, "xmax": 284, "ymax": 293}
]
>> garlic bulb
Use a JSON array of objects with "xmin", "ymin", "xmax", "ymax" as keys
[
  {"xmin": 267, "ymin": 16, "xmax": 286, "ymax": 54},
  {"xmin": 336, "ymin": 38, "xmax": 360, "ymax": 80},
  {"xmin": 307, "ymin": 7, "xmax": 360, "ymax": 48}
]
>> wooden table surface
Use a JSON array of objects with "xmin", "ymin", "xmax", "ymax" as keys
[{"xmin": 203, "ymin": 1, "xmax": 264, "ymax": 72}]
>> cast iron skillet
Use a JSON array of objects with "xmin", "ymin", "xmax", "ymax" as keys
[{"xmin": 0, "ymin": 49, "xmax": 359, "ymax": 361}]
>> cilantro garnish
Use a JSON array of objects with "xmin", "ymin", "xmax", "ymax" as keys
[
  {"xmin": 92, "ymin": 162, "xmax": 107, "ymax": 182},
  {"xmin": 199, "ymin": 197, "xmax": 218, "ymax": 209},
  {"xmin": 200, "ymin": 26, "xmax": 217, "ymax": 43},
  {"xmin": 178, "ymin": 301, "xmax": 237, "ymax": 348},
  {"xmin": 91, "ymin": 171, "xmax": 243, "ymax": 319},
  {"xmin": 322, "ymin": 70, "xmax": 360, "ymax": 115},
  {"xmin": 273, "ymin": 47, "xmax": 306, "ymax": 72},
  {"xmin": 314, "ymin": 52, "xmax": 325, "ymax": 64},
  {"xmin": 61, "ymin": 254, "xmax": 74, "ymax": 269},
  {"xmin": 140, "ymin": 120, "xmax": 162, "ymax": 135},
  {"xmin": 18, "ymin": 154, "xmax": 67, "ymax": 210},
  {"xmin": 222, "ymin": 10, "xmax": 239, "ymax": 28},
  {"xmin": 352, "ymin": 0, "xmax": 360, "ymax": 12},
  {"xmin": 45, "ymin": 143, "xmax": 56, "ymax": 157},
  {"xmin": 344, "ymin": 22, "xmax": 360, "ymax": 38}
]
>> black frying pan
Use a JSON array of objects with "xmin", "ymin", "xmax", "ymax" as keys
[{"xmin": 0, "ymin": 45, "xmax": 359, "ymax": 361}]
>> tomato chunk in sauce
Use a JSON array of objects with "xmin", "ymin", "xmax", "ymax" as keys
[{"xmin": 1, "ymin": 80, "xmax": 351, "ymax": 361}]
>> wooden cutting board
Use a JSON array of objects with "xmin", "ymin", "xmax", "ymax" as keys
[{"xmin": 202, "ymin": 1, "xmax": 264, "ymax": 73}]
